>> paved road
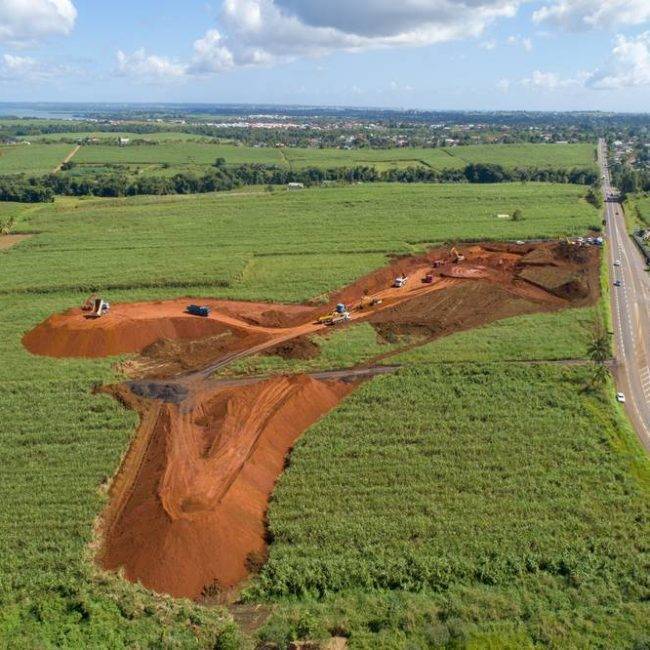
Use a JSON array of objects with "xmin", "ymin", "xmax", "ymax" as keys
[{"xmin": 599, "ymin": 139, "xmax": 650, "ymax": 451}]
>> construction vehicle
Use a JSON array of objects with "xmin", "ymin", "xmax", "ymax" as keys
[
  {"xmin": 82, "ymin": 294, "xmax": 110, "ymax": 318},
  {"xmin": 393, "ymin": 275, "xmax": 408, "ymax": 288},
  {"xmin": 422, "ymin": 273, "xmax": 435, "ymax": 284},
  {"xmin": 81, "ymin": 293, "xmax": 99, "ymax": 312},
  {"xmin": 90, "ymin": 298, "xmax": 109, "ymax": 318},
  {"xmin": 359, "ymin": 295, "xmax": 382, "ymax": 310},
  {"xmin": 432, "ymin": 260, "xmax": 443, "ymax": 268},
  {"xmin": 329, "ymin": 310, "xmax": 350, "ymax": 325},
  {"xmin": 450, "ymin": 247, "xmax": 465, "ymax": 263},
  {"xmin": 186, "ymin": 304, "xmax": 211, "ymax": 317},
  {"xmin": 317, "ymin": 308, "xmax": 350, "ymax": 325}
]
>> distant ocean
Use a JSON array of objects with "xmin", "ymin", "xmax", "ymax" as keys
[{"xmin": 0, "ymin": 106, "xmax": 76, "ymax": 119}]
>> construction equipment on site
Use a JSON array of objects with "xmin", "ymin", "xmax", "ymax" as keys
[
  {"xmin": 88, "ymin": 297, "xmax": 110, "ymax": 318},
  {"xmin": 393, "ymin": 275, "xmax": 408, "ymax": 288},
  {"xmin": 317, "ymin": 307, "xmax": 350, "ymax": 325},
  {"xmin": 450, "ymin": 247, "xmax": 465, "ymax": 264},
  {"xmin": 186, "ymin": 304, "xmax": 211, "ymax": 317},
  {"xmin": 432, "ymin": 260, "xmax": 443, "ymax": 268},
  {"xmin": 422, "ymin": 274, "xmax": 435, "ymax": 284},
  {"xmin": 81, "ymin": 293, "xmax": 99, "ymax": 312},
  {"xmin": 359, "ymin": 295, "xmax": 382, "ymax": 310}
]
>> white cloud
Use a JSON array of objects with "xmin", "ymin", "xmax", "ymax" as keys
[
  {"xmin": 479, "ymin": 39, "xmax": 497, "ymax": 50},
  {"xmin": 116, "ymin": 48, "xmax": 187, "ymax": 80},
  {"xmin": 586, "ymin": 32, "xmax": 650, "ymax": 89},
  {"xmin": 533, "ymin": 0, "xmax": 650, "ymax": 31},
  {"xmin": 521, "ymin": 69, "xmax": 587, "ymax": 90},
  {"xmin": 0, "ymin": 52, "xmax": 68, "ymax": 80},
  {"xmin": 497, "ymin": 78, "xmax": 511, "ymax": 92},
  {"xmin": 0, "ymin": 0, "xmax": 76, "ymax": 45},
  {"xmin": 190, "ymin": 0, "xmax": 527, "ymax": 72},
  {"xmin": 507, "ymin": 34, "xmax": 532, "ymax": 51}
]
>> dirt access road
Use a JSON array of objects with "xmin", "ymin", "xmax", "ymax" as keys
[
  {"xmin": 600, "ymin": 139, "xmax": 650, "ymax": 451},
  {"xmin": 52, "ymin": 144, "xmax": 80, "ymax": 173},
  {"xmin": 24, "ymin": 241, "xmax": 600, "ymax": 600}
]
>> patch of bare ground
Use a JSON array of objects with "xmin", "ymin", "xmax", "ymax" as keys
[{"xmin": 0, "ymin": 234, "xmax": 31, "ymax": 250}]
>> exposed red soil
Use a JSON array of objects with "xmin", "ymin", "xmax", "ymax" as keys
[
  {"xmin": 372, "ymin": 280, "xmax": 551, "ymax": 339},
  {"xmin": 22, "ymin": 298, "xmax": 308, "ymax": 358},
  {"xmin": 24, "ymin": 240, "xmax": 601, "ymax": 602},
  {"xmin": 263, "ymin": 335, "xmax": 320, "ymax": 360},
  {"xmin": 99, "ymin": 375, "xmax": 355, "ymax": 600}
]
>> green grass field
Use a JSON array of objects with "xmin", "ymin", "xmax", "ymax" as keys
[
  {"xmin": 0, "ymin": 176, "xmax": 647, "ymax": 648},
  {"xmin": 68, "ymin": 141, "xmax": 596, "ymax": 174},
  {"xmin": 25, "ymin": 131, "xmax": 216, "ymax": 143},
  {"xmin": 253, "ymin": 363, "xmax": 649, "ymax": 648},
  {"xmin": 0, "ymin": 144, "xmax": 76, "ymax": 175},
  {"xmin": 74, "ymin": 142, "xmax": 285, "ymax": 167},
  {"xmin": 0, "ymin": 183, "xmax": 599, "ymax": 298},
  {"xmin": 284, "ymin": 143, "xmax": 596, "ymax": 172}
]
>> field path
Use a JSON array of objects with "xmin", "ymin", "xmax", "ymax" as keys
[{"xmin": 52, "ymin": 144, "xmax": 81, "ymax": 173}]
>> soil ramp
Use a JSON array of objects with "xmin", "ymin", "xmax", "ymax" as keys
[{"xmin": 99, "ymin": 374, "xmax": 354, "ymax": 600}]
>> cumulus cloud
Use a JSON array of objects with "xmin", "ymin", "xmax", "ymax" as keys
[
  {"xmin": 586, "ymin": 32, "xmax": 650, "ymax": 89},
  {"xmin": 0, "ymin": 0, "xmax": 76, "ymax": 45},
  {"xmin": 272, "ymin": 0, "xmax": 520, "ymax": 39},
  {"xmin": 533, "ymin": 0, "xmax": 650, "ymax": 31},
  {"xmin": 0, "ymin": 52, "xmax": 69, "ymax": 80},
  {"xmin": 521, "ymin": 70, "xmax": 576, "ymax": 90},
  {"xmin": 190, "ymin": 29, "xmax": 236, "ymax": 72},
  {"xmin": 116, "ymin": 48, "xmax": 187, "ymax": 80},
  {"xmin": 189, "ymin": 0, "xmax": 526, "ymax": 71}
]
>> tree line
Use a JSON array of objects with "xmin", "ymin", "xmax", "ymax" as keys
[{"xmin": 0, "ymin": 161, "xmax": 600, "ymax": 203}]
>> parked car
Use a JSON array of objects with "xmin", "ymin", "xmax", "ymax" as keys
[{"xmin": 616, "ymin": 392, "xmax": 626, "ymax": 403}]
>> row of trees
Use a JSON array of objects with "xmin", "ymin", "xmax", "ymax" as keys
[
  {"xmin": 0, "ymin": 162, "xmax": 600, "ymax": 203},
  {"xmin": 611, "ymin": 167, "xmax": 650, "ymax": 197}
]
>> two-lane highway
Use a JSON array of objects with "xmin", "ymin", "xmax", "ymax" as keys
[{"xmin": 599, "ymin": 139, "xmax": 650, "ymax": 451}]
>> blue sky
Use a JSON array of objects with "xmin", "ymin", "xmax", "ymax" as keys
[{"xmin": 0, "ymin": 0, "xmax": 649, "ymax": 111}]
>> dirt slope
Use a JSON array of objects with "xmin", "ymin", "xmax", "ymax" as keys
[{"xmin": 99, "ymin": 375, "xmax": 354, "ymax": 600}]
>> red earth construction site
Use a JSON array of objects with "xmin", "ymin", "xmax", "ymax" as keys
[{"xmin": 23, "ymin": 241, "xmax": 599, "ymax": 601}]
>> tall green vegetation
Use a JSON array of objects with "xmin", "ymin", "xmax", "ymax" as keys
[{"xmin": 251, "ymin": 364, "xmax": 649, "ymax": 648}]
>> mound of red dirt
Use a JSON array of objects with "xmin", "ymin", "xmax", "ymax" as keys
[
  {"xmin": 22, "ymin": 298, "xmax": 309, "ymax": 358},
  {"xmin": 263, "ymin": 335, "xmax": 320, "ymax": 360},
  {"xmin": 22, "ymin": 309, "xmax": 233, "ymax": 358},
  {"xmin": 99, "ymin": 375, "xmax": 354, "ymax": 600},
  {"xmin": 519, "ymin": 247, "xmax": 559, "ymax": 267},
  {"xmin": 370, "ymin": 280, "xmax": 547, "ymax": 339},
  {"xmin": 130, "ymin": 331, "xmax": 269, "ymax": 378}
]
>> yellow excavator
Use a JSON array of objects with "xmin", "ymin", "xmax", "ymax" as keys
[
  {"xmin": 81, "ymin": 293, "xmax": 110, "ymax": 318},
  {"xmin": 450, "ymin": 247, "xmax": 465, "ymax": 263}
]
